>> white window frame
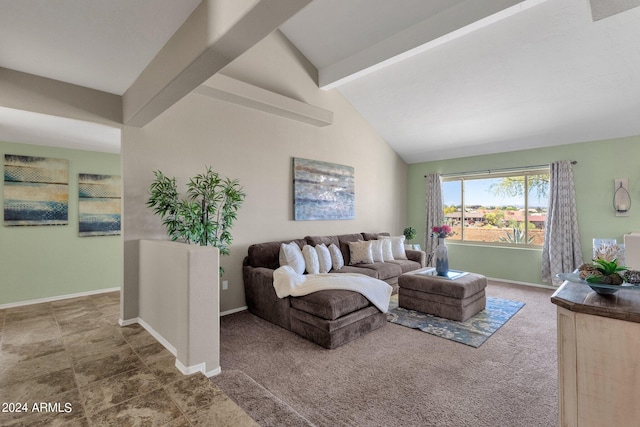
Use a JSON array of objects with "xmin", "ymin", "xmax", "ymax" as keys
[{"xmin": 442, "ymin": 167, "xmax": 550, "ymax": 248}]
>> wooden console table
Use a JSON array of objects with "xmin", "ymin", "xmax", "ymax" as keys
[{"xmin": 551, "ymin": 282, "xmax": 640, "ymax": 427}]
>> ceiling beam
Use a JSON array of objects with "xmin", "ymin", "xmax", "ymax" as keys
[
  {"xmin": 195, "ymin": 74, "xmax": 333, "ymax": 126},
  {"xmin": 122, "ymin": 0, "xmax": 311, "ymax": 127},
  {"xmin": 0, "ymin": 67, "xmax": 122, "ymax": 127},
  {"xmin": 319, "ymin": 0, "xmax": 548, "ymax": 90},
  {"xmin": 589, "ymin": 0, "xmax": 640, "ymax": 21}
]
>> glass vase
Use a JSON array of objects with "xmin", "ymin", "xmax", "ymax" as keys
[{"xmin": 435, "ymin": 238, "xmax": 449, "ymax": 276}]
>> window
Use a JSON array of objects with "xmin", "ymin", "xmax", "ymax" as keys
[{"xmin": 442, "ymin": 168, "xmax": 550, "ymax": 246}]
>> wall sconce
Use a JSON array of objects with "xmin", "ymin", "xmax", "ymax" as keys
[{"xmin": 614, "ymin": 178, "xmax": 631, "ymax": 217}]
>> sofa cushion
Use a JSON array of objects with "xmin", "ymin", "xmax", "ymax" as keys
[
  {"xmin": 315, "ymin": 243, "xmax": 332, "ymax": 273},
  {"xmin": 348, "ymin": 240, "xmax": 373, "ymax": 265},
  {"xmin": 249, "ymin": 239, "xmax": 306, "ymax": 269},
  {"xmin": 381, "ymin": 238, "xmax": 394, "ymax": 261},
  {"xmin": 329, "ymin": 244, "xmax": 344, "ymax": 270},
  {"xmin": 382, "ymin": 235, "xmax": 407, "ymax": 259},
  {"xmin": 305, "ymin": 235, "xmax": 340, "ymax": 247},
  {"xmin": 370, "ymin": 239, "xmax": 384, "ymax": 262},
  {"xmin": 362, "ymin": 232, "xmax": 391, "ymax": 240},
  {"xmin": 356, "ymin": 262, "xmax": 402, "ymax": 280},
  {"xmin": 279, "ymin": 242, "xmax": 306, "ymax": 274},
  {"xmin": 329, "ymin": 265, "xmax": 377, "ymax": 278},
  {"xmin": 290, "ymin": 305, "xmax": 381, "ymax": 334},
  {"xmin": 302, "ymin": 245, "xmax": 320, "ymax": 274},
  {"xmin": 290, "ymin": 307, "xmax": 386, "ymax": 349},
  {"xmin": 337, "ymin": 234, "xmax": 365, "ymax": 266},
  {"xmin": 387, "ymin": 259, "xmax": 422, "ymax": 273},
  {"xmin": 290, "ymin": 289, "xmax": 371, "ymax": 321}
]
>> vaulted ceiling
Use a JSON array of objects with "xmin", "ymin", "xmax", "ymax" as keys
[{"xmin": 1, "ymin": 0, "xmax": 639, "ymax": 163}]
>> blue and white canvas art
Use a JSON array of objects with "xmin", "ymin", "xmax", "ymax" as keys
[
  {"xmin": 78, "ymin": 174, "xmax": 121, "ymax": 236},
  {"xmin": 293, "ymin": 157, "xmax": 354, "ymax": 220},
  {"xmin": 4, "ymin": 154, "xmax": 69, "ymax": 226}
]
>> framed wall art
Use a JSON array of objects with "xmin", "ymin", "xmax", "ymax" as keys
[
  {"xmin": 293, "ymin": 157, "xmax": 354, "ymax": 220},
  {"xmin": 4, "ymin": 154, "xmax": 69, "ymax": 226},
  {"xmin": 78, "ymin": 173, "xmax": 121, "ymax": 236}
]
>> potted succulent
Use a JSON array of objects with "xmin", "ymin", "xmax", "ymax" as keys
[
  {"xmin": 579, "ymin": 258, "xmax": 628, "ymax": 284},
  {"xmin": 578, "ymin": 258, "xmax": 628, "ymax": 294},
  {"xmin": 147, "ymin": 166, "xmax": 245, "ymax": 275}
]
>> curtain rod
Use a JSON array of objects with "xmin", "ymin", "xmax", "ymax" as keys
[{"xmin": 425, "ymin": 161, "xmax": 577, "ymax": 178}]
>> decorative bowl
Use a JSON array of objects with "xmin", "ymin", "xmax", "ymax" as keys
[
  {"xmin": 556, "ymin": 273, "xmax": 632, "ymax": 295},
  {"xmin": 588, "ymin": 285, "xmax": 619, "ymax": 295}
]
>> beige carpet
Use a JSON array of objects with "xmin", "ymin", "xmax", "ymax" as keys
[
  {"xmin": 212, "ymin": 369, "xmax": 314, "ymax": 427},
  {"xmin": 216, "ymin": 281, "xmax": 558, "ymax": 427}
]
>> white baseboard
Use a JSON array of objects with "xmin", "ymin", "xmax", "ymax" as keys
[
  {"xmin": 487, "ymin": 277, "xmax": 555, "ymax": 290},
  {"xmin": 118, "ymin": 316, "xmax": 221, "ymax": 377},
  {"xmin": 0, "ymin": 286, "xmax": 121, "ymax": 310},
  {"xmin": 221, "ymin": 305, "xmax": 248, "ymax": 316},
  {"xmin": 136, "ymin": 318, "xmax": 178, "ymax": 356},
  {"xmin": 118, "ymin": 317, "xmax": 138, "ymax": 327},
  {"xmin": 175, "ymin": 359, "xmax": 221, "ymax": 377}
]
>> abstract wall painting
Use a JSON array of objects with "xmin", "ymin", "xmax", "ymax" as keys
[
  {"xmin": 4, "ymin": 154, "xmax": 69, "ymax": 226},
  {"xmin": 293, "ymin": 157, "xmax": 355, "ymax": 221},
  {"xmin": 78, "ymin": 174, "xmax": 121, "ymax": 236}
]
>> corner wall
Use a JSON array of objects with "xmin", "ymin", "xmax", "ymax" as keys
[
  {"xmin": 0, "ymin": 141, "xmax": 122, "ymax": 305},
  {"xmin": 407, "ymin": 136, "xmax": 640, "ymax": 285},
  {"xmin": 122, "ymin": 31, "xmax": 408, "ymax": 314}
]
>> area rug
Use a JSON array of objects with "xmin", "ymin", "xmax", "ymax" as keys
[{"xmin": 386, "ymin": 294, "xmax": 525, "ymax": 347}]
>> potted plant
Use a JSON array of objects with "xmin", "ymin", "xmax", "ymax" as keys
[
  {"xmin": 578, "ymin": 258, "xmax": 628, "ymax": 295},
  {"xmin": 579, "ymin": 258, "xmax": 627, "ymax": 284},
  {"xmin": 147, "ymin": 166, "xmax": 246, "ymax": 275},
  {"xmin": 403, "ymin": 226, "xmax": 418, "ymax": 250}
]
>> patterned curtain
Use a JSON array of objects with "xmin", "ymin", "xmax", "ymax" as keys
[
  {"xmin": 542, "ymin": 160, "xmax": 583, "ymax": 285},
  {"xmin": 425, "ymin": 173, "xmax": 444, "ymax": 266}
]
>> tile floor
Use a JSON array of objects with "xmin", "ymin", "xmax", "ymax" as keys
[{"xmin": 0, "ymin": 291, "xmax": 257, "ymax": 426}]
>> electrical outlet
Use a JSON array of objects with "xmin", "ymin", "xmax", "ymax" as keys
[{"xmin": 222, "ymin": 280, "xmax": 228, "ymax": 290}]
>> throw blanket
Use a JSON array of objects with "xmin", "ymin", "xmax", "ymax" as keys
[{"xmin": 273, "ymin": 265, "xmax": 392, "ymax": 313}]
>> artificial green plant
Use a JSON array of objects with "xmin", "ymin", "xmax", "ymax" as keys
[{"xmin": 147, "ymin": 167, "xmax": 246, "ymax": 275}]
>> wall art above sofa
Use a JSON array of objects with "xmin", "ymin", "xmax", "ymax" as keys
[{"xmin": 293, "ymin": 157, "xmax": 354, "ymax": 221}]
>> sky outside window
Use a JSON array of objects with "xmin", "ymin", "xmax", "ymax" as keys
[{"xmin": 443, "ymin": 177, "xmax": 548, "ymax": 209}]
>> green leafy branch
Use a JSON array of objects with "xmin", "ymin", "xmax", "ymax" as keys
[{"xmin": 147, "ymin": 167, "xmax": 246, "ymax": 275}]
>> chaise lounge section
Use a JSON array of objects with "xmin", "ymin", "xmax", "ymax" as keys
[{"xmin": 243, "ymin": 232, "xmax": 426, "ymax": 348}]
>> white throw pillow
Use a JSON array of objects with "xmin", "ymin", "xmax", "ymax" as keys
[
  {"xmin": 279, "ymin": 242, "xmax": 305, "ymax": 275},
  {"xmin": 302, "ymin": 245, "xmax": 320, "ymax": 274},
  {"xmin": 348, "ymin": 240, "xmax": 374, "ymax": 265},
  {"xmin": 370, "ymin": 239, "xmax": 384, "ymax": 262},
  {"xmin": 388, "ymin": 235, "xmax": 407, "ymax": 260},
  {"xmin": 329, "ymin": 243, "xmax": 344, "ymax": 270},
  {"xmin": 381, "ymin": 238, "xmax": 394, "ymax": 261},
  {"xmin": 315, "ymin": 243, "xmax": 332, "ymax": 273}
]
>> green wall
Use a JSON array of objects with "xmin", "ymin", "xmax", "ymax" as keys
[
  {"xmin": 1, "ymin": 141, "xmax": 121, "ymax": 306},
  {"xmin": 408, "ymin": 136, "xmax": 640, "ymax": 285}
]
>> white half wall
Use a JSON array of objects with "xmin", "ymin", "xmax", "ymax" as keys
[{"xmin": 136, "ymin": 239, "xmax": 220, "ymax": 377}]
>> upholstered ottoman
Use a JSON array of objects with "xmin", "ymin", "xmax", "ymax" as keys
[{"xmin": 398, "ymin": 269, "xmax": 487, "ymax": 321}]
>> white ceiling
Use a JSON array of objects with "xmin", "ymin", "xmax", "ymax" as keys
[
  {"xmin": 280, "ymin": 0, "xmax": 640, "ymax": 163},
  {"xmin": 0, "ymin": 106, "xmax": 121, "ymax": 153},
  {"xmin": 0, "ymin": 0, "xmax": 200, "ymax": 153},
  {"xmin": 0, "ymin": 0, "xmax": 201, "ymax": 95},
  {"xmin": 1, "ymin": 0, "xmax": 640, "ymax": 162}
]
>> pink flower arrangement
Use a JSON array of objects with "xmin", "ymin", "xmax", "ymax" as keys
[{"xmin": 432, "ymin": 224, "xmax": 454, "ymax": 238}]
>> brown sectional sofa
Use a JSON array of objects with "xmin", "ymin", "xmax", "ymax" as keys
[{"xmin": 242, "ymin": 232, "xmax": 426, "ymax": 348}]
